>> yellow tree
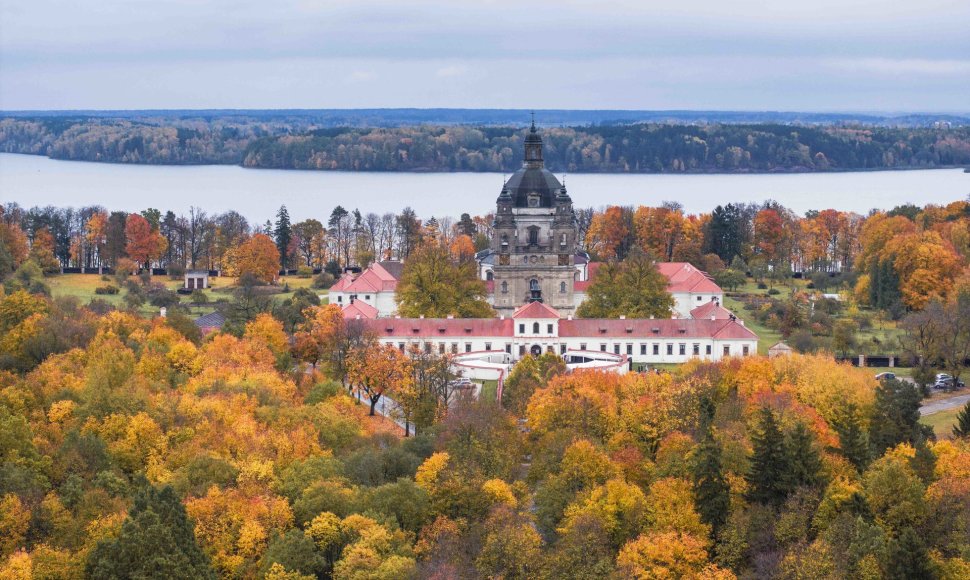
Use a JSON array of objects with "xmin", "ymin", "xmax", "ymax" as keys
[
  {"xmin": 347, "ymin": 343, "xmax": 413, "ymax": 416},
  {"xmin": 226, "ymin": 234, "xmax": 280, "ymax": 283},
  {"xmin": 616, "ymin": 531, "xmax": 717, "ymax": 579}
]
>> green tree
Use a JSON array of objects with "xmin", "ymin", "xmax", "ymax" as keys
[
  {"xmin": 886, "ymin": 527, "xmax": 936, "ymax": 580},
  {"xmin": 576, "ymin": 248, "xmax": 674, "ymax": 319},
  {"xmin": 833, "ymin": 403, "xmax": 871, "ymax": 471},
  {"xmin": 395, "ymin": 242, "xmax": 492, "ymax": 318},
  {"xmin": 870, "ymin": 378, "xmax": 932, "ymax": 456},
  {"xmin": 86, "ymin": 485, "xmax": 215, "ymax": 579},
  {"xmin": 746, "ymin": 406, "xmax": 790, "ymax": 506},
  {"xmin": 274, "ymin": 205, "xmax": 292, "ymax": 270},
  {"xmin": 832, "ymin": 319, "xmax": 858, "ymax": 357},
  {"xmin": 953, "ymin": 400, "xmax": 970, "ymax": 439},
  {"xmin": 692, "ymin": 426, "xmax": 730, "ymax": 536},
  {"xmin": 783, "ymin": 421, "xmax": 824, "ymax": 492}
]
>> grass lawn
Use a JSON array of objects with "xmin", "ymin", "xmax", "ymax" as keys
[
  {"xmin": 921, "ymin": 406, "xmax": 962, "ymax": 439},
  {"xmin": 478, "ymin": 380, "xmax": 498, "ymax": 402},
  {"xmin": 47, "ymin": 273, "xmax": 327, "ymax": 317},
  {"xmin": 722, "ymin": 294, "xmax": 782, "ymax": 355}
]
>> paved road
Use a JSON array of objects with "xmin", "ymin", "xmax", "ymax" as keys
[{"xmin": 920, "ymin": 394, "xmax": 970, "ymax": 416}]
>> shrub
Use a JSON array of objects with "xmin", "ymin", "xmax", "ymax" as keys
[
  {"xmin": 297, "ymin": 266, "xmax": 313, "ymax": 278},
  {"xmin": 87, "ymin": 298, "xmax": 115, "ymax": 315},
  {"xmin": 757, "ymin": 282, "xmax": 768, "ymax": 290},
  {"xmin": 95, "ymin": 285, "xmax": 119, "ymax": 295},
  {"xmin": 312, "ymin": 272, "xmax": 335, "ymax": 289},
  {"xmin": 767, "ymin": 288, "xmax": 780, "ymax": 296},
  {"xmin": 190, "ymin": 289, "xmax": 208, "ymax": 304},
  {"xmin": 148, "ymin": 286, "xmax": 180, "ymax": 308}
]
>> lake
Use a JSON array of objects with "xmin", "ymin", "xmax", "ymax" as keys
[{"xmin": 1, "ymin": 152, "xmax": 968, "ymax": 221}]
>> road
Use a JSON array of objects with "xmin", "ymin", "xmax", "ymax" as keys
[{"xmin": 920, "ymin": 394, "xmax": 970, "ymax": 417}]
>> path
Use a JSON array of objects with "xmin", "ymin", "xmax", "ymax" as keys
[{"xmin": 920, "ymin": 394, "xmax": 970, "ymax": 416}]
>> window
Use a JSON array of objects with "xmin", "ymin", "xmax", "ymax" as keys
[
  {"xmin": 640, "ymin": 344, "xmax": 647, "ymax": 355},
  {"xmin": 533, "ymin": 322, "xmax": 540, "ymax": 334},
  {"xmin": 723, "ymin": 345, "xmax": 730, "ymax": 356},
  {"xmin": 528, "ymin": 227, "xmax": 539, "ymax": 245},
  {"xmin": 600, "ymin": 344, "xmax": 607, "ymax": 352},
  {"xmin": 679, "ymin": 343, "xmax": 686, "ymax": 356},
  {"xmin": 465, "ymin": 343, "xmax": 472, "ymax": 353},
  {"xmin": 337, "ymin": 296, "xmax": 343, "ymax": 303},
  {"xmin": 614, "ymin": 344, "xmax": 620, "ymax": 354},
  {"xmin": 501, "ymin": 281, "xmax": 508, "ymax": 294},
  {"xmin": 706, "ymin": 344, "xmax": 712, "ymax": 355},
  {"xmin": 560, "ymin": 281, "xmax": 566, "ymax": 293},
  {"xmin": 451, "ymin": 343, "xmax": 458, "ymax": 354},
  {"xmin": 485, "ymin": 342, "xmax": 492, "ymax": 351},
  {"xmin": 697, "ymin": 296, "xmax": 703, "ymax": 301},
  {"xmin": 743, "ymin": 345, "xmax": 750, "ymax": 356},
  {"xmin": 439, "ymin": 343, "xmax": 445, "ymax": 354},
  {"xmin": 505, "ymin": 343, "xmax": 511, "ymax": 353},
  {"xmin": 560, "ymin": 344, "xmax": 567, "ymax": 354},
  {"xmin": 486, "ymin": 271, "xmax": 494, "ymax": 281},
  {"xmin": 580, "ymin": 343, "xmax": 587, "ymax": 351},
  {"xmin": 666, "ymin": 344, "xmax": 673, "ymax": 355},
  {"xmin": 653, "ymin": 344, "xmax": 660, "ymax": 355},
  {"xmin": 547, "ymin": 324, "xmax": 553, "ymax": 334},
  {"xmin": 424, "ymin": 342, "xmax": 431, "ymax": 354},
  {"xmin": 365, "ymin": 295, "xmax": 370, "ymax": 300},
  {"xmin": 693, "ymin": 343, "xmax": 700, "ymax": 356},
  {"xmin": 519, "ymin": 345, "xmax": 526, "ymax": 356},
  {"xmin": 519, "ymin": 323, "xmax": 525, "ymax": 333},
  {"xmin": 626, "ymin": 344, "xmax": 633, "ymax": 355},
  {"xmin": 398, "ymin": 343, "xmax": 405, "ymax": 351}
]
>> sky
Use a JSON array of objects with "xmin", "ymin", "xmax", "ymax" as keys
[{"xmin": 1, "ymin": 0, "xmax": 969, "ymax": 112}]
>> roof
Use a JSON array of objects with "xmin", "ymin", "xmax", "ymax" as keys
[
  {"xmin": 769, "ymin": 341, "xmax": 793, "ymax": 352},
  {"xmin": 690, "ymin": 300, "xmax": 734, "ymax": 320},
  {"xmin": 657, "ymin": 262, "xmax": 723, "ymax": 294},
  {"xmin": 559, "ymin": 318, "xmax": 757, "ymax": 340},
  {"xmin": 512, "ymin": 301, "xmax": 562, "ymax": 319},
  {"xmin": 501, "ymin": 166, "xmax": 564, "ymax": 208},
  {"xmin": 330, "ymin": 262, "xmax": 400, "ymax": 294},
  {"xmin": 342, "ymin": 300, "xmax": 378, "ymax": 319},
  {"xmin": 194, "ymin": 311, "xmax": 225, "ymax": 329},
  {"xmin": 361, "ymin": 317, "xmax": 515, "ymax": 338}
]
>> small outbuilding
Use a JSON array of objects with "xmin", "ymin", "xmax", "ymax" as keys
[
  {"xmin": 768, "ymin": 341, "xmax": 793, "ymax": 357},
  {"xmin": 194, "ymin": 311, "xmax": 225, "ymax": 335},
  {"xmin": 184, "ymin": 270, "xmax": 210, "ymax": 290}
]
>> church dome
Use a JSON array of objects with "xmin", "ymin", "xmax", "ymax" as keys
[{"xmin": 498, "ymin": 118, "xmax": 566, "ymax": 208}]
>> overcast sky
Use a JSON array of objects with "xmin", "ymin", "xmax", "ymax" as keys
[{"xmin": 1, "ymin": 0, "xmax": 968, "ymax": 112}]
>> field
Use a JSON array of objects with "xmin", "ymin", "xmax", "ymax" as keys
[
  {"xmin": 921, "ymin": 406, "xmax": 962, "ymax": 439},
  {"xmin": 45, "ymin": 272, "xmax": 325, "ymax": 317}
]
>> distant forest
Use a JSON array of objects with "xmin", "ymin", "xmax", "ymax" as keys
[{"xmin": 2, "ymin": 113, "xmax": 970, "ymax": 173}]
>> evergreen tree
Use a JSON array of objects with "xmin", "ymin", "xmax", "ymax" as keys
[
  {"xmin": 870, "ymin": 378, "xmax": 932, "ymax": 456},
  {"xmin": 457, "ymin": 213, "xmax": 477, "ymax": 237},
  {"xmin": 783, "ymin": 421, "xmax": 823, "ymax": 491},
  {"xmin": 746, "ymin": 406, "xmax": 790, "ymax": 506},
  {"xmin": 953, "ymin": 400, "xmax": 970, "ymax": 439},
  {"xmin": 274, "ymin": 205, "xmax": 292, "ymax": 270},
  {"xmin": 692, "ymin": 426, "xmax": 730, "ymax": 536},
  {"xmin": 833, "ymin": 403, "xmax": 871, "ymax": 471},
  {"xmin": 86, "ymin": 485, "xmax": 215, "ymax": 579},
  {"xmin": 886, "ymin": 527, "xmax": 936, "ymax": 580}
]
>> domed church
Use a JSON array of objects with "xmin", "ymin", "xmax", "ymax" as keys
[{"xmin": 477, "ymin": 118, "xmax": 589, "ymax": 316}]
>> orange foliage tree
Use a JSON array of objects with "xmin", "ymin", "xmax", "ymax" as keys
[
  {"xmin": 226, "ymin": 233, "xmax": 280, "ymax": 283},
  {"xmin": 347, "ymin": 342, "xmax": 413, "ymax": 416},
  {"xmin": 124, "ymin": 213, "xmax": 168, "ymax": 270}
]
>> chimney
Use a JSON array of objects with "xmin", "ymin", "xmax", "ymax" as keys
[
  {"xmin": 619, "ymin": 315, "xmax": 626, "ymax": 320},
  {"xmin": 567, "ymin": 314, "xmax": 573, "ymax": 320}
]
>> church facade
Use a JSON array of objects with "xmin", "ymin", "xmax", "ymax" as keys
[{"xmin": 478, "ymin": 121, "xmax": 587, "ymax": 316}]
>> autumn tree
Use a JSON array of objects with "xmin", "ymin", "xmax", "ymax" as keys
[
  {"xmin": 347, "ymin": 342, "xmax": 413, "ymax": 416},
  {"xmin": 395, "ymin": 242, "xmax": 492, "ymax": 318},
  {"xmin": 586, "ymin": 205, "xmax": 633, "ymax": 261},
  {"xmin": 29, "ymin": 227, "xmax": 60, "ymax": 273},
  {"xmin": 125, "ymin": 213, "xmax": 168, "ymax": 270},
  {"xmin": 577, "ymin": 248, "xmax": 674, "ymax": 319},
  {"xmin": 226, "ymin": 233, "xmax": 280, "ymax": 283}
]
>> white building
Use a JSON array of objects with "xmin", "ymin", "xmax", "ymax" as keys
[
  {"xmin": 327, "ymin": 261, "xmax": 403, "ymax": 317},
  {"xmin": 352, "ymin": 301, "xmax": 757, "ymax": 369}
]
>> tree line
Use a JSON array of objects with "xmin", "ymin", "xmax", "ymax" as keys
[{"xmin": 4, "ymin": 116, "xmax": 970, "ymax": 172}]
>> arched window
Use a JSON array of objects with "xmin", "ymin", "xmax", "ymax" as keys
[
  {"xmin": 486, "ymin": 271, "xmax": 493, "ymax": 281},
  {"xmin": 560, "ymin": 281, "xmax": 567, "ymax": 293},
  {"xmin": 500, "ymin": 281, "xmax": 508, "ymax": 294},
  {"xmin": 533, "ymin": 322, "xmax": 540, "ymax": 334},
  {"xmin": 530, "ymin": 279, "xmax": 540, "ymax": 292}
]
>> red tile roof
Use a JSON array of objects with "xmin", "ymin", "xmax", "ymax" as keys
[
  {"xmin": 362, "ymin": 317, "xmax": 515, "ymax": 338},
  {"xmin": 573, "ymin": 261, "xmax": 722, "ymax": 295},
  {"xmin": 690, "ymin": 300, "xmax": 734, "ymax": 320},
  {"xmin": 342, "ymin": 300, "xmax": 378, "ymax": 319},
  {"xmin": 512, "ymin": 301, "xmax": 562, "ymax": 319},
  {"xmin": 330, "ymin": 262, "xmax": 400, "ymax": 294},
  {"xmin": 558, "ymin": 318, "xmax": 756, "ymax": 340}
]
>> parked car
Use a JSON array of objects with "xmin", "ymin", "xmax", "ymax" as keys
[
  {"xmin": 874, "ymin": 372, "xmax": 896, "ymax": 381},
  {"xmin": 933, "ymin": 373, "xmax": 966, "ymax": 390}
]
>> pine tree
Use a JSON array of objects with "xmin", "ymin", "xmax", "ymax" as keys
[
  {"xmin": 783, "ymin": 421, "xmax": 823, "ymax": 491},
  {"xmin": 746, "ymin": 406, "xmax": 790, "ymax": 506},
  {"xmin": 870, "ymin": 378, "xmax": 932, "ymax": 456},
  {"xmin": 886, "ymin": 527, "xmax": 936, "ymax": 580},
  {"xmin": 834, "ymin": 403, "xmax": 871, "ymax": 471},
  {"xmin": 692, "ymin": 426, "xmax": 730, "ymax": 536},
  {"xmin": 86, "ymin": 485, "xmax": 215, "ymax": 579},
  {"xmin": 274, "ymin": 205, "xmax": 292, "ymax": 270},
  {"xmin": 953, "ymin": 400, "xmax": 970, "ymax": 439}
]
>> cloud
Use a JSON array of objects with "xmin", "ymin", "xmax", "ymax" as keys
[
  {"xmin": 826, "ymin": 58, "xmax": 970, "ymax": 77},
  {"xmin": 436, "ymin": 64, "xmax": 468, "ymax": 78},
  {"xmin": 347, "ymin": 70, "xmax": 377, "ymax": 83}
]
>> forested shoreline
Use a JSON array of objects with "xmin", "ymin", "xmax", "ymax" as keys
[{"xmin": 3, "ymin": 116, "xmax": 969, "ymax": 173}]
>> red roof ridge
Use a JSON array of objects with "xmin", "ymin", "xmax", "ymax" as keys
[{"xmin": 511, "ymin": 301, "xmax": 562, "ymax": 319}]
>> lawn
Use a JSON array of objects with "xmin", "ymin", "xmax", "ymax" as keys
[
  {"xmin": 921, "ymin": 406, "xmax": 962, "ymax": 439},
  {"xmin": 478, "ymin": 379, "xmax": 498, "ymax": 402},
  {"xmin": 46, "ymin": 273, "xmax": 327, "ymax": 317}
]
